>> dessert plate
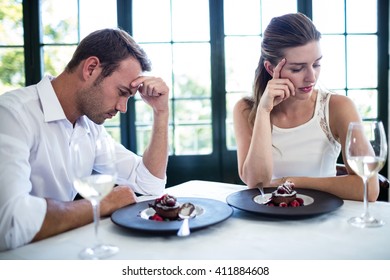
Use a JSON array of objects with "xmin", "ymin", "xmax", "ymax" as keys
[
  {"xmin": 226, "ymin": 188, "xmax": 343, "ymax": 218},
  {"xmin": 111, "ymin": 197, "xmax": 233, "ymax": 233}
]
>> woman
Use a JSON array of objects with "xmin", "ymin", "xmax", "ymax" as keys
[{"xmin": 233, "ymin": 13, "xmax": 379, "ymax": 201}]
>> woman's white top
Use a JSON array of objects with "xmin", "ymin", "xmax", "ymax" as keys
[{"xmin": 272, "ymin": 89, "xmax": 341, "ymax": 179}]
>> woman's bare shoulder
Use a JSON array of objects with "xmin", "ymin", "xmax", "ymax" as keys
[
  {"xmin": 328, "ymin": 92, "xmax": 361, "ymax": 138},
  {"xmin": 234, "ymin": 97, "xmax": 252, "ymax": 114},
  {"xmin": 329, "ymin": 92, "xmax": 360, "ymax": 119},
  {"xmin": 329, "ymin": 92, "xmax": 356, "ymax": 108}
]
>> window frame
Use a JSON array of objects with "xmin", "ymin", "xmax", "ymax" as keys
[{"xmin": 16, "ymin": 0, "xmax": 390, "ymax": 196}]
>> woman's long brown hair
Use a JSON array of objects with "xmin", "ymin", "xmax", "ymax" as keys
[{"xmin": 245, "ymin": 13, "xmax": 321, "ymax": 127}]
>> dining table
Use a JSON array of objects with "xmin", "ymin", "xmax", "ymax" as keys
[{"xmin": 1, "ymin": 180, "xmax": 390, "ymax": 260}]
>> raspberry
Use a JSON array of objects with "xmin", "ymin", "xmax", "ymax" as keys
[
  {"xmin": 276, "ymin": 187, "xmax": 286, "ymax": 194},
  {"xmin": 290, "ymin": 200, "xmax": 300, "ymax": 207},
  {"xmin": 155, "ymin": 194, "xmax": 178, "ymax": 206},
  {"xmin": 279, "ymin": 202, "xmax": 288, "ymax": 207},
  {"xmin": 165, "ymin": 197, "xmax": 176, "ymax": 207},
  {"xmin": 150, "ymin": 213, "xmax": 163, "ymax": 221},
  {"xmin": 295, "ymin": 197, "xmax": 304, "ymax": 206},
  {"xmin": 155, "ymin": 194, "xmax": 167, "ymax": 203}
]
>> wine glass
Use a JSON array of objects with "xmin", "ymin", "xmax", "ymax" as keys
[
  {"xmin": 70, "ymin": 135, "xmax": 119, "ymax": 259},
  {"xmin": 345, "ymin": 120, "xmax": 388, "ymax": 228}
]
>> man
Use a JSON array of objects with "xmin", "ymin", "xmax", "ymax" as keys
[{"xmin": 0, "ymin": 28, "xmax": 169, "ymax": 251}]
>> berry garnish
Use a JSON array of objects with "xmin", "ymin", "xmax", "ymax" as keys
[
  {"xmin": 295, "ymin": 197, "xmax": 304, "ymax": 206},
  {"xmin": 156, "ymin": 194, "xmax": 178, "ymax": 206},
  {"xmin": 150, "ymin": 213, "xmax": 163, "ymax": 221},
  {"xmin": 276, "ymin": 186, "xmax": 286, "ymax": 194},
  {"xmin": 290, "ymin": 200, "xmax": 300, "ymax": 207},
  {"xmin": 165, "ymin": 197, "xmax": 176, "ymax": 207}
]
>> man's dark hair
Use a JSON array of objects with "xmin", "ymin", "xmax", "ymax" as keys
[{"xmin": 65, "ymin": 28, "xmax": 151, "ymax": 79}]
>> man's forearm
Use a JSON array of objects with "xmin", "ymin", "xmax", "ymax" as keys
[{"xmin": 142, "ymin": 111, "xmax": 169, "ymax": 179}]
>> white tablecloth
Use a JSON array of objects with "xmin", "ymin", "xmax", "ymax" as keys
[{"xmin": 1, "ymin": 180, "xmax": 389, "ymax": 260}]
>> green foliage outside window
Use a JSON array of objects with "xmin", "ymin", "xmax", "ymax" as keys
[{"xmin": 0, "ymin": 0, "xmax": 24, "ymax": 94}]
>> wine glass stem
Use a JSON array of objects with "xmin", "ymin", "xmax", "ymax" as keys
[
  {"xmin": 362, "ymin": 177, "xmax": 370, "ymax": 220},
  {"xmin": 91, "ymin": 199, "xmax": 101, "ymax": 246}
]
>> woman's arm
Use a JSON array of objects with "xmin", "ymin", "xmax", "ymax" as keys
[
  {"xmin": 329, "ymin": 94, "xmax": 379, "ymax": 201},
  {"xmin": 271, "ymin": 94, "xmax": 379, "ymax": 201},
  {"xmin": 234, "ymin": 59, "xmax": 295, "ymax": 188},
  {"xmin": 233, "ymin": 99, "xmax": 273, "ymax": 187}
]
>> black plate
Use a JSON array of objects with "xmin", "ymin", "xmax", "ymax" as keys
[
  {"xmin": 111, "ymin": 197, "xmax": 233, "ymax": 233},
  {"xmin": 226, "ymin": 188, "xmax": 344, "ymax": 218}
]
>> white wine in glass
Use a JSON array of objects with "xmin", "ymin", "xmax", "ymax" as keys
[
  {"xmin": 346, "ymin": 121, "xmax": 387, "ymax": 228},
  {"xmin": 71, "ymin": 135, "xmax": 119, "ymax": 259}
]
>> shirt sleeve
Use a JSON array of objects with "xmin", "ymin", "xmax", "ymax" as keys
[
  {"xmin": 113, "ymin": 140, "xmax": 166, "ymax": 195},
  {"xmin": 0, "ymin": 96, "xmax": 49, "ymax": 251},
  {"xmin": 0, "ymin": 132, "xmax": 47, "ymax": 251},
  {"xmin": 0, "ymin": 193, "xmax": 47, "ymax": 251}
]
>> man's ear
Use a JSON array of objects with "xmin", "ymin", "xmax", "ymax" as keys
[
  {"xmin": 83, "ymin": 56, "xmax": 100, "ymax": 78},
  {"xmin": 264, "ymin": 60, "xmax": 274, "ymax": 76}
]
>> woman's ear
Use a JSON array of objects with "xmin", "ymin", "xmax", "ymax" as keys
[{"xmin": 264, "ymin": 60, "xmax": 274, "ymax": 76}]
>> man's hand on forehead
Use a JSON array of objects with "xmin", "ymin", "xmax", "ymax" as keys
[{"xmin": 131, "ymin": 76, "xmax": 169, "ymax": 97}]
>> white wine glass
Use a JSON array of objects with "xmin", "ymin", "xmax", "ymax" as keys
[
  {"xmin": 70, "ymin": 135, "xmax": 119, "ymax": 259},
  {"xmin": 346, "ymin": 121, "xmax": 388, "ymax": 228}
]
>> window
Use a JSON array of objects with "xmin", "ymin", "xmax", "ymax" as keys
[
  {"xmin": 132, "ymin": 0, "xmax": 212, "ymax": 155},
  {"xmin": 224, "ymin": 0, "xmax": 297, "ymax": 150},
  {"xmin": 0, "ymin": 0, "xmax": 24, "ymax": 94},
  {"xmin": 127, "ymin": 0, "xmax": 388, "ymax": 187},
  {"xmin": 1, "ymin": 0, "xmax": 388, "ymax": 187},
  {"xmin": 130, "ymin": 0, "xmax": 385, "ymax": 155},
  {"xmin": 40, "ymin": 0, "xmax": 118, "ymax": 76},
  {"xmin": 40, "ymin": 0, "xmax": 120, "ymax": 141},
  {"xmin": 0, "ymin": 0, "xmax": 121, "ymax": 141},
  {"xmin": 313, "ymin": 0, "xmax": 379, "ymax": 119}
]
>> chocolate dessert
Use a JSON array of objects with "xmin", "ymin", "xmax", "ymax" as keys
[{"xmin": 149, "ymin": 194, "xmax": 181, "ymax": 220}]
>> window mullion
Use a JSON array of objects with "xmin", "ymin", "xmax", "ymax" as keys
[
  {"xmin": 377, "ymin": 0, "xmax": 389, "ymax": 179},
  {"xmin": 23, "ymin": 0, "xmax": 42, "ymax": 86},
  {"xmin": 297, "ymin": 0, "xmax": 312, "ymax": 18},
  {"xmin": 117, "ymin": 0, "xmax": 137, "ymax": 152},
  {"xmin": 210, "ymin": 0, "xmax": 228, "ymax": 179}
]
